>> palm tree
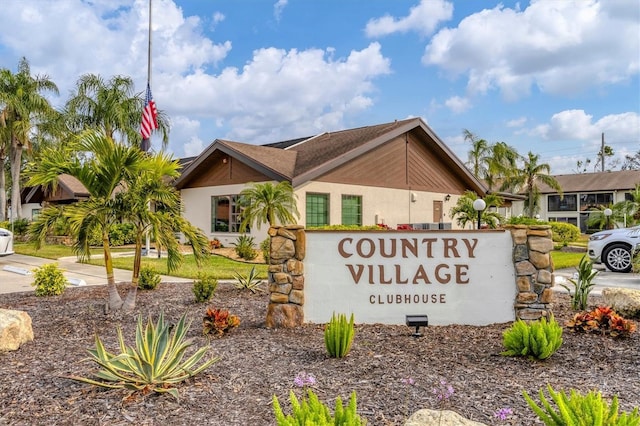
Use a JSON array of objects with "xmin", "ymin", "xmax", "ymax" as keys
[
  {"xmin": 463, "ymin": 129, "xmax": 490, "ymax": 178},
  {"xmin": 449, "ymin": 191, "xmax": 504, "ymax": 229},
  {"xmin": 0, "ymin": 57, "xmax": 59, "ymax": 220},
  {"xmin": 501, "ymin": 152, "xmax": 563, "ymax": 218},
  {"xmin": 238, "ymin": 181, "xmax": 299, "ymax": 231},
  {"xmin": 485, "ymin": 141, "xmax": 519, "ymax": 191},
  {"xmin": 117, "ymin": 152, "xmax": 208, "ymax": 311},
  {"xmin": 26, "ymin": 131, "xmax": 145, "ymax": 310},
  {"xmin": 65, "ymin": 74, "xmax": 170, "ymax": 149}
]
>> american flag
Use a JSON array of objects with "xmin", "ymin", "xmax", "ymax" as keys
[{"xmin": 140, "ymin": 83, "xmax": 158, "ymax": 148}]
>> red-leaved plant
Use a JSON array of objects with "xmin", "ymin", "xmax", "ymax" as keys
[
  {"xmin": 566, "ymin": 306, "xmax": 636, "ymax": 338},
  {"xmin": 203, "ymin": 307, "xmax": 240, "ymax": 336}
]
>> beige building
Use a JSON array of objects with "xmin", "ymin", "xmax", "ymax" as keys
[{"xmin": 175, "ymin": 118, "xmax": 490, "ymax": 246}]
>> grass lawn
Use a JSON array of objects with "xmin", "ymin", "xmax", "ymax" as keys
[
  {"xmin": 14, "ymin": 242, "xmax": 267, "ymax": 280},
  {"xmin": 551, "ymin": 250, "xmax": 587, "ymax": 270}
]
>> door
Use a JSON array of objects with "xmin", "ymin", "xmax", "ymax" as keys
[{"xmin": 433, "ymin": 200, "xmax": 443, "ymax": 223}]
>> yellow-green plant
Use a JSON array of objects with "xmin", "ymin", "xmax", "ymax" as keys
[
  {"xmin": 138, "ymin": 266, "xmax": 161, "ymax": 290},
  {"xmin": 523, "ymin": 384, "xmax": 640, "ymax": 425},
  {"xmin": 233, "ymin": 266, "xmax": 264, "ymax": 293},
  {"xmin": 192, "ymin": 273, "xmax": 218, "ymax": 303},
  {"xmin": 560, "ymin": 255, "xmax": 599, "ymax": 310},
  {"xmin": 273, "ymin": 389, "xmax": 365, "ymax": 425},
  {"xmin": 68, "ymin": 312, "xmax": 219, "ymax": 398},
  {"xmin": 501, "ymin": 315, "xmax": 563, "ymax": 360},
  {"xmin": 32, "ymin": 263, "xmax": 67, "ymax": 296},
  {"xmin": 324, "ymin": 313, "xmax": 355, "ymax": 358}
]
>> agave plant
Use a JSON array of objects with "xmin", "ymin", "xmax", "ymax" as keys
[
  {"xmin": 69, "ymin": 312, "xmax": 219, "ymax": 398},
  {"xmin": 233, "ymin": 266, "xmax": 264, "ymax": 293}
]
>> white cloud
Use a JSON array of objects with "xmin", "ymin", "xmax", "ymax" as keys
[
  {"xmin": 423, "ymin": 0, "xmax": 640, "ymax": 100},
  {"xmin": 444, "ymin": 96, "xmax": 471, "ymax": 114},
  {"xmin": 274, "ymin": 0, "xmax": 288, "ymax": 22},
  {"xmin": 506, "ymin": 117, "xmax": 527, "ymax": 128},
  {"xmin": 532, "ymin": 109, "xmax": 640, "ymax": 142},
  {"xmin": 365, "ymin": 0, "xmax": 453, "ymax": 38}
]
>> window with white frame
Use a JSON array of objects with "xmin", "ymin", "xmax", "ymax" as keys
[{"xmin": 211, "ymin": 195, "xmax": 244, "ymax": 233}]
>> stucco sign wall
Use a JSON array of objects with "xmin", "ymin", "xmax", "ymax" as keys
[{"xmin": 304, "ymin": 231, "xmax": 516, "ymax": 326}]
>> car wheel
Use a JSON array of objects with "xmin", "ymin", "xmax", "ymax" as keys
[{"xmin": 602, "ymin": 243, "xmax": 632, "ymax": 273}]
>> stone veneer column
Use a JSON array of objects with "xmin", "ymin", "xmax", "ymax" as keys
[
  {"xmin": 265, "ymin": 225, "xmax": 306, "ymax": 328},
  {"xmin": 506, "ymin": 224, "xmax": 555, "ymax": 321}
]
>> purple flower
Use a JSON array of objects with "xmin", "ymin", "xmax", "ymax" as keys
[
  {"xmin": 293, "ymin": 372, "xmax": 316, "ymax": 388},
  {"xmin": 401, "ymin": 377, "xmax": 415, "ymax": 386},
  {"xmin": 433, "ymin": 378, "xmax": 454, "ymax": 402},
  {"xmin": 494, "ymin": 407, "xmax": 513, "ymax": 421}
]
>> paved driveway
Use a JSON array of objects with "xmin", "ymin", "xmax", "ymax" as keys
[
  {"xmin": 554, "ymin": 264, "xmax": 640, "ymax": 295},
  {"xmin": 0, "ymin": 253, "xmax": 191, "ymax": 294}
]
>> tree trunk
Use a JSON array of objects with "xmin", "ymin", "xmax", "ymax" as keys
[
  {"xmin": 0, "ymin": 153, "xmax": 6, "ymax": 222},
  {"xmin": 103, "ymin": 235, "xmax": 123, "ymax": 310},
  {"xmin": 9, "ymin": 137, "xmax": 22, "ymax": 220},
  {"xmin": 122, "ymin": 233, "xmax": 143, "ymax": 312}
]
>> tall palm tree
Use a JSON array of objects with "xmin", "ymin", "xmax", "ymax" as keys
[
  {"xmin": 117, "ymin": 152, "xmax": 208, "ymax": 311},
  {"xmin": 502, "ymin": 152, "xmax": 563, "ymax": 218},
  {"xmin": 26, "ymin": 131, "xmax": 145, "ymax": 310},
  {"xmin": 485, "ymin": 141, "xmax": 519, "ymax": 191},
  {"xmin": 238, "ymin": 181, "xmax": 299, "ymax": 231},
  {"xmin": 449, "ymin": 191, "xmax": 505, "ymax": 229},
  {"xmin": 65, "ymin": 74, "xmax": 170, "ymax": 149},
  {"xmin": 463, "ymin": 129, "xmax": 490, "ymax": 178},
  {"xmin": 0, "ymin": 57, "xmax": 58, "ymax": 220}
]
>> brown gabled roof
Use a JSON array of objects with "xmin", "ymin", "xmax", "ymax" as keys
[{"xmin": 537, "ymin": 170, "xmax": 640, "ymax": 194}]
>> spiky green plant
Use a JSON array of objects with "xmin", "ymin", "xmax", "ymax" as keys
[
  {"xmin": 523, "ymin": 384, "xmax": 640, "ymax": 426},
  {"xmin": 68, "ymin": 312, "xmax": 219, "ymax": 398},
  {"xmin": 233, "ymin": 266, "xmax": 264, "ymax": 293},
  {"xmin": 324, "ymin": 313, "xmax": 355, "ymax": 358},
  {"xmin": 560, "ymin": 255, "xmax": 599, "ymax": 310},
  {"xmin": 501, "ymin": 315, "xmax": 563, "ymax": 360},
  {"xmin": 273, "ymin": 389, "xmax": 365, "ymax": 426}
]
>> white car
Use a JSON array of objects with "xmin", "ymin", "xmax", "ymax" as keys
[
  {"xmin": 0, "ymin": 228, "xmax": 14, "ymax": 257},
  {"xmin": 587, "ymin": 225, "xmax": 640, "ymax": 273}
]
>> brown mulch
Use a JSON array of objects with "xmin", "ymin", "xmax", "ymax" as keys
[{"xmin": 0, "ymin": 282, "xmax": 638, "ymax": 426}]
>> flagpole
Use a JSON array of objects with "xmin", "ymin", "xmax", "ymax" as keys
[{"xmin": 145, "ymin": 0, "xmax": 152, "ymax": 257}]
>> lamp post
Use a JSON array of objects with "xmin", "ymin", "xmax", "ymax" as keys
[
  {"xmin": 604, "ymin": 208, "xmax": 612, "ymax": 230},
  {"xmin": 472, "ymin": 198, "xmax": 486, "ymax": 230}
]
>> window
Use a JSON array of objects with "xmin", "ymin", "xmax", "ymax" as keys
[
  {"xmin": 306, "ymin": 193, "xmax": 329, "ymax": 227},
  {"xmin": 547, "ymin": 194, "xmax": 577, "ymax": 212},
  {"xmin": 342, "ymin": 195, "xmax": 362, "ymax": 226},
  {"xmin": 211, "ymin": 195, "xmax": 243, "ymax": 233},
  {"xmin": 579, "ymin": 192, "xmax": 613, "ymax": 211}
]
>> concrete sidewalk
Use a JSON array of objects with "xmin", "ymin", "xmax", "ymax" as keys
[
  {"xmin": 554, "ymin": 265, "xmax": 640, "ymax": 295},
  {"xmin": 0, "ymin": 253, "xmax": 192, "ymax": 294}
]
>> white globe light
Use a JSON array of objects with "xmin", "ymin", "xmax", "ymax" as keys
[
  {"xmin": 472, "ymin": 198, "xmax": 486, "ymax": 211},
  {"xmin": 604, "ymin": 208, "xmax": 612, "ymax": 217}
]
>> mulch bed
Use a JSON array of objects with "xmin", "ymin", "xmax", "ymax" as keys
[{"xmin": 0, "ymin": 282, "xmax": 638, "ymax": 425}]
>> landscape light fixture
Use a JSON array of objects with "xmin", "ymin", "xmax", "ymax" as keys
[
  {"xmin": 444, "ymin": 194, "xmax": 451, "ymax": 202},
  {"xmin": 406, "ymin": 314, "xmax": 428, "ymax": 337},
  {"xmin": 472, "ymin": 198, "xmax": 486, "ymax": 230},
  {"xmin": 604, "ymin": 208, "xmax": 612, "ymax": 229}
]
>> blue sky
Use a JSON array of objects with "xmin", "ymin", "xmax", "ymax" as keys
[{"xmin": 0, "ymin": 0, "xmax": 638, "ymax": 175}]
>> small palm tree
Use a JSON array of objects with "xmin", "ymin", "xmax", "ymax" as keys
[
  {"xmin": 450, "ymin": 191, "xmax": 504, "ymax": 229},
  {"xmin": 238, "ymin": 181, "xmax": 299, "ymax": 231}
]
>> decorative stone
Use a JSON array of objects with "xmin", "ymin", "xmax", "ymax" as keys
[
  {"xmin": 0, "ymin": 309, "xmax": 34, "ymax": 352},
  {"xmin": 602, "ymin": 288, "xmax": 640, "ymax": 318},
  {"xmin": 273, "ymin": 272, "xmax": 291, "ymax": 285},
  {"xmin": 266, "ymin": 303, "xmax": 304, "ymax": 328},
  {"xmin": 285, "ymin": 224, "xmax": 304, "ymax": 230},
  {"xmin": 285, "ymin": 259, "xmax": 304, "ymax": 275},
  {"xmin": 270, "ymin": 236, "xmax": 295, "ymax": 262},
  {"xmin": 294, "ymin": 230, "xmax": 306, "ymax": 260},
  {"xmin": 292, "ymin": 275, "xmax": 304, "ymax": 290},
  {"xmin": 528, "ymin": 236, "xmax": 554, "ymax": 253},
  {"xmin": 404, "ymin": 409, "xmax": 488, "ymax": 426},
  {"xmin": 517, "ymin": 308, "xmax": 547, "ymax": 321},
  {"xmin": 277, "ymin": 227, "xmax": 297, "ymax": 240},
  {"xmin": 268, "ymin": 227, "xmax": 279, "ymax": 237},
  {"xmin": 517, "ymin": 292, "xmax": 538, "ymax": 303},
  {"xmin": 513, "ymin": 244, "xmax": 529, "ymax": 262},
  {"xmin": 540, "ymin": 288, "xmax": 554, "ymax": 304},
  {"xmin": 515, "ymin": 261, "xmax": 536, "ymax": 276},
  {"xmin": 269, "ymin": 282, "xmax": 292, "ymax": 295},
  {"xmin": 510, "ymin": 228, "xmax": 528, "ymax": 245},
  {"xmin": 537, "ymin": 269, "xmax": 553, "ymax": 285},
  {"xmin": 533, "ymin": 282, "xmax": 547, "ymax": 295},
  {"xmin": 269, "ymin": 293, "xmax": 289, "ymax": 304},
  {"xmin": 517, "ymin": 276, "xmax": 531, "ymax": 292},
  {"xmin": 268, "ymin": 264, "xmax": 283, "ymax": 273},
  {"xmin": 529, "ymin": 251, "xmax": 550, "ymax": 269},
  {"xmin": 289, "ymin": 290, "xmax": 304, "ymax": 305},
  {"xmin": 527, "ymin": 228, "xmax": 552, "ymax": 238}
]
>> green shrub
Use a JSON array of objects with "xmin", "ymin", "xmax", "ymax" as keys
[
  {"xmin": 273, "ymin": 389, "xmax": 365, "ymax": 426},
  {"xmin": 261, "ymin": 238, "xmax": 270, "ymax": 263},
  {"xmin": 559, "ymin": 255, "xmax": 599, "ymax": 310},
  {"xmin": 138, "ymin": 266, "xmax": 161, "ymax": 290},
  {"xmin": 324, "ymin": 313, "xmax": 355, "ymax": 358},
  {"xmin": 192, "ymin": 274, "xmax": 218, "ymax": 303},
  {"xmin": 523, "ymin": 384, "xmax": 640, "ymax": 426},
  {"xmin": 549, "ymin": 221, "xmax": 581, "ymax": 245},
  {"xmin": 507, "ymin": 217, "xmax": 547, "ymax": 226},
  {"xmin": 233, "ymin": 266, "xmax": 264, "ymax": 293},
  {"xmin": 68, "ymin": 312, "xmax": 219, "ymax": 398},
  {"xmin": 501, "ymin": 315, "xmax": 563, "ymax": 360},
  {"xmin": 32, "ymin": 263, "xmax": 67, "ymax": 296},
  {"xmin": 307, "ymin": 224, "xmax": 383, "ymax": 231},
  {"xmin": 233, "ymin": 234, "xmax": 257, "ymax": 260},
  {"xmin": 87, "ymin": 222, "xmax": 136, "ymax": 247}
]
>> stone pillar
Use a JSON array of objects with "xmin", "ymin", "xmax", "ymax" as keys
[
  {"xmin": 506, "ymin": 225, "xmax": 555, "ymax": 321},
  {"xmin": 265, "ymin": 225, "xmax": 306, "ymax": 328}
]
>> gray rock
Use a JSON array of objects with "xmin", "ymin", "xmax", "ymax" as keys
[
  {"xmin": 404, "ymin": 409, "xmax": 488, "ymax": 426},
  {"xmin": 602, "ymin": 288, "xmax": 640, "ymax": 318}
]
